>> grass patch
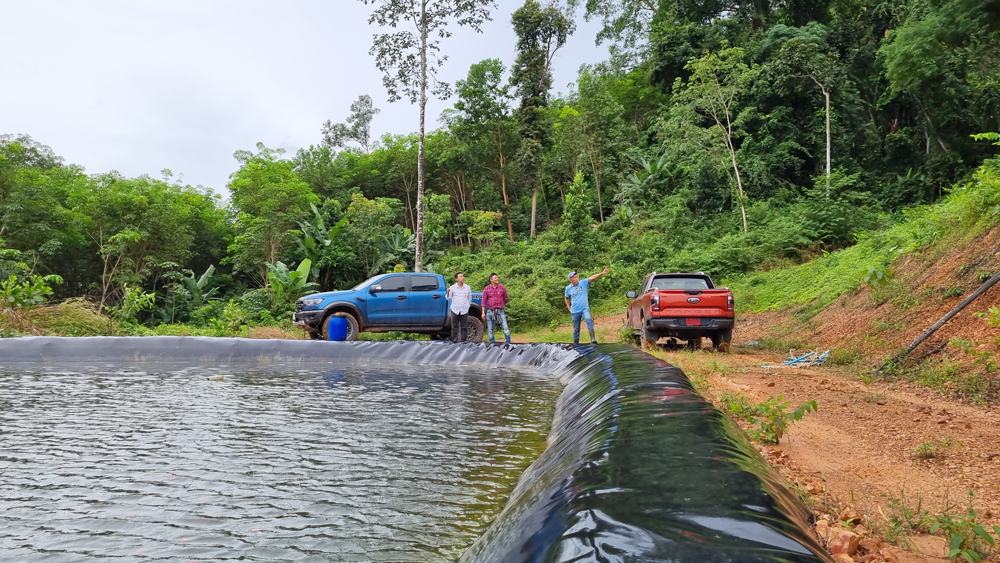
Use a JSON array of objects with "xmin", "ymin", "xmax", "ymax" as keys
[
  {"xmin": 908, "ymin": 358, "xmax": 1000, "ymax": 403},
  {"xmin": 753, "ymin": 336, "xmax": 811, "ymax": 352},
  {"xmin": 862, "ymin": 391, "xmax": 887, "ymax": 403},
  {"xmin": 31, "ymin": 299, "xmax": 111, "ymax": 336},
  {"xmin": 827, "ymin": 348, "xmax": 862, "ymax": 366}
]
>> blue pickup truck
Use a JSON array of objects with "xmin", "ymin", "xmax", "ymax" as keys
[{"xmin": 292, "ymin": 272, "xmax": 485, "ymax": 341}]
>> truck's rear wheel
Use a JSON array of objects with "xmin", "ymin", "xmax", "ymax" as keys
[
  {"xmin": 467, "ymin": 317, "xmax": 485, "ymax": 342},
  {"xmin": 639, "ymin": 314, "xmax": 657, "ymax": 348},
  {"xmin": 712, "ymin": 328, "xmax": 733, "ymax": 352},
  {"xmin": 322, "ymin": 313, "xmax": 359, "ymax": 342}
]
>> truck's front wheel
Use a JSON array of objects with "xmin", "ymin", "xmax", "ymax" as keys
[{"xmin": 322, "ymin": 313, "xmax": 359, "ymax": 341}]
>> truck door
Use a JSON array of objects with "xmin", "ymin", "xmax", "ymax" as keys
[
  {"xmin": 366, "ymin": 274, "xmax": 408, "ymax": 326},
  {"xmin": 407, "ymin": 274, "xmax": 447, "ymax": 326}
]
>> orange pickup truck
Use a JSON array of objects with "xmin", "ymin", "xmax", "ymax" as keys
[{"xmin": 625, "ymin": 272, "xmax": 734, "ymax": 349}]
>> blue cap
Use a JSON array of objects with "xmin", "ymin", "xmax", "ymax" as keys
[{"xmin": 567, "ymin": 271, "xmax": 577, "ymax": 280}]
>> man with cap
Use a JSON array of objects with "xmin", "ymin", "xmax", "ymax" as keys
[{"xmin": 564, "ymin": 267, "xmax": 609, "ymax": 344}]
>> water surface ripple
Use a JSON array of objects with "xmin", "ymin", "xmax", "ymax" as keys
[{"xmin": 0, "ymin": 364, "xmax": 561, "ymax": 562}]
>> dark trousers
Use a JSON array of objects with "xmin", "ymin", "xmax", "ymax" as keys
[{"xmin": 451, "ymin": 312, "xmax": 468, "ymax": 342}]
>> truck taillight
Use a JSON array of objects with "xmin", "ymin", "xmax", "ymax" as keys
[
  {"xmin": 651, "ymin": 293, "xmax": 660, "ymax": 312},
  {"xmin": 727, "ymin": 293, "xmax": 734, "ymax": 312}
]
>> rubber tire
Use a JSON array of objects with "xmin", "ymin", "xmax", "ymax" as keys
[
  {"xmin": 716, "ymin": 328, "xmax": 733, "ymax": 353},
  {"xmin": 467, "ymin": 317, "xmax": 485, "ymax": 342},
  {"xmin": 639, "ymin": 314, "xmax": 658, "ymax": 348},
  {"xmin": 322, "ymin": 313, "xmax": 359, "ymax": 342}
]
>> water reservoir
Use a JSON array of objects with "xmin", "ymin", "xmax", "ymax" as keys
[{"xmin": 0, "ymin": 338, "xmax": 831, "ymax": 562}]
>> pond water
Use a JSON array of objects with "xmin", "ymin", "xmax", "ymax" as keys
[{"xmin": 0, "ymin": 363, "xmax": 561, "ymax": 562}]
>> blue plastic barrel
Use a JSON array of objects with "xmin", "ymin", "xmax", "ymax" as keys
[{"xmin": 327, "ymin": 315, "xmax": 348, "ymax": 342}]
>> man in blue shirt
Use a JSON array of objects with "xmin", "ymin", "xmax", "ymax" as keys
[{"xmin": 564, "ymin": 267, "xmax": 609, "ymax": 344}]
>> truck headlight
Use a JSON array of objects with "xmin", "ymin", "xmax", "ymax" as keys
[{"xmin": 300, "ymin": 298, "xmax": 323, "ymax": 307}]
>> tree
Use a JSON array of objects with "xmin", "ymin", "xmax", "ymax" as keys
[
  {"xmin": 342, "ymin": 193, "xmax": 404, "ymax": 275},
  {"xmin": 452, "ymin": 59, "xmax": 518, "ymax": 240},
  {"xmin": 360, "ymin": 0, "xmax": 497, "ymax": 271},
  {"xmin": 322, "ymin": 94, "xmax": 381, "ymax": 154},
  {"xmin": 227, "ymin": 143, "xmax": 318, "ymax": 282},
  {"xmin": 567, "ymin": 0, "xmax": 659, "ymax": 64},
  {"xmin": 671, "ymin": 47, "xmax": 756, "ymax": 232},
  {"xmin": 510, "ymin": 0, "xmax": 574, "ymax": 237},
  {"xmin": 379, "ymin": 133, "xmax": 420, "ymax": 229},
  {"xmin": 555, "ymin": 69, "xmax": 631, "ymax": 222},
  {"xmin": 766, "ymin": 23, "xmax": 844, "ymax": 197}
]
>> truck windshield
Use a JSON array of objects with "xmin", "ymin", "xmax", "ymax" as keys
[
  {"xmin": 651, "ymin": 277, "xmax": 710, "ymax": 290},
  {"xmin": 353, "ymin": 275, "xmax": 386, "ymax": 291}
]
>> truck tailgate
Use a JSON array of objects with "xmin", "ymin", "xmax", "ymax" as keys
[{"xmin": 652, "ymin": 290, "xmax": 732, "ymax": 317}]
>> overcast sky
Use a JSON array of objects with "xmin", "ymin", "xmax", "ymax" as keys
[{"xmin": 1, "ymin": 1, "xmax": 605, "ymax": 193}]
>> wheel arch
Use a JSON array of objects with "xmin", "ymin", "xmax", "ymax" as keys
[{"xmin": 321, "ymin": 302, "xmax": 365, "ymax": 331}]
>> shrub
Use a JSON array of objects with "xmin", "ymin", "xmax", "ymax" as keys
[{"xmin": 190, "ymin": 301, "xmax": 225, "ymax": 328}]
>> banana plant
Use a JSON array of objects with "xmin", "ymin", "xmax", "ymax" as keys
[
  {"xmin": 295, "ymin": 203, "xmax": 347, "ymax": 281},
  {"xmin": 181, "ymin": 265, "xmax": 218, "ymax": 308},
  {"xmin": 266, "ymin": 259, "xmax": 318, "ymax": 307},
  {"xmin": 368, "ymin": 229, "xmax": 415, "ymax": 276}
]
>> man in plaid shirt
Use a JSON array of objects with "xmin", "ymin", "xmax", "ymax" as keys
[{"xmin": 482, "ymin": 273, "xmax": 511, "ymax": 344}]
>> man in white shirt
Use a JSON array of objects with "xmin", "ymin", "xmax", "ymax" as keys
[{"xmin": 446, "ymin": 272, "xmax": 472, "ymax": 342}]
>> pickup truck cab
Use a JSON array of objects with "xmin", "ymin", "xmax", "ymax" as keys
[
  {"xmin": 625, "ymin": 272, "xmax": 734, "ymax": 349},
  {"xmin": 292, "ymin": 272, "xmax": 485, "ymax": 341}
]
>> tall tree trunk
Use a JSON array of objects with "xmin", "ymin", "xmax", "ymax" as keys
[
  {"xmin": 824, "ymin": 88, "xmax": 831, "ymax": 197},
  {"xmin": 809, "ymin": 76, "xmax": 832, "ymax": 197},
  {"xmin": 415, "ymin": 0, "xmax": 427, "ymax": 272},
  {"xmin": 530, "ymin": 185, "xmax": 538, "ymax": 237},
  {"xmin": 588, "ymin": 154, "xmax": 604, "ymax": 222},
  {"xmin": 498, "ymin": 120, "xmax": 513, "ymax": 242},
  {"xmin": 725, "ymin": 135, "xmax": 749, "ymax": 233}
]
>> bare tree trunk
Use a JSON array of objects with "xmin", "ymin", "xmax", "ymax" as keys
[
  {"xmin": 530, "ymin": 186, "xmax": 538, "ymax": 237},
  {"xmin": 415, "ymin": 0, "xmax": 427, "ymax": 272},
  {"xmin": 498, "ymin": 121, "xmax": 513, "ymax": 242},
  {"xmin": 808, "ymin": 76, "xmax": 832, "ymax": 198},
  {"xmin": 725, "ymin": 136, "xmax": 749, "ymax": 232},
  {"xmin": 824, "ymin": 89, "xmax": 831, "ymax": 197},
  {"xmin": 589, "ymin": 154, "xmax": 604, "ymax": 222}
]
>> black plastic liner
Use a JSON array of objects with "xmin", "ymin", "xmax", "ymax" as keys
[{"xmin": 0, "ymin": 337, "xmax": 831, "ymax": 562}]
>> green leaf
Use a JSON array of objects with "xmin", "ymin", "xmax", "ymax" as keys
[
  {"xmin": 950, "ymin": 533, "xmax": 964, "ymax": 554},
  {"xmin": 973, "ymin": 525, "xmax": 994, "ymax": 547}
]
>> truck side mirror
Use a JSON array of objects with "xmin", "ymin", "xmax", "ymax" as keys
[
  {"xmin": 370, "ymin": 285, "xmax": 381, "ymax": 294},
  {"xmin": 626, "ymin": 291, "xmax": 636, "ymax": 299}
]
